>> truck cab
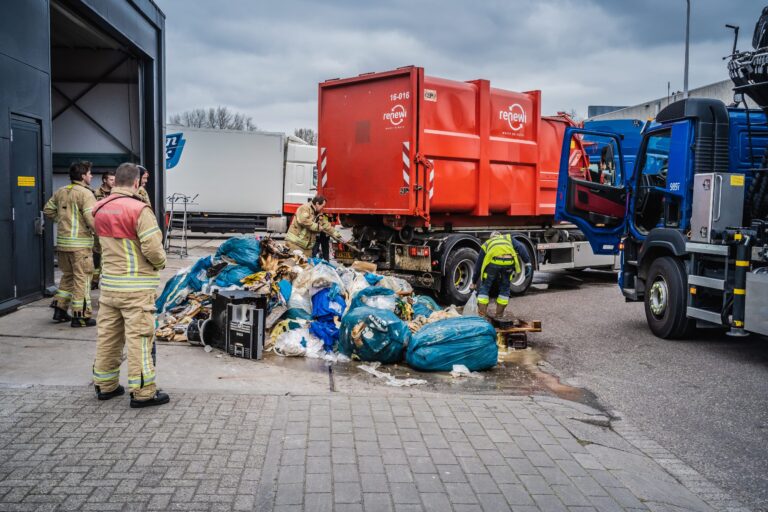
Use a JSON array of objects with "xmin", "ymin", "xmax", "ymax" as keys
[{"xmin": 556, "ymin": 98, "xmax": 768, "ymax": 338}]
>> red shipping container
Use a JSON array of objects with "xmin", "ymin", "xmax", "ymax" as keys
[{"xmin": 318, "ymin": 66, "xmax": 573, "ymax": 228}]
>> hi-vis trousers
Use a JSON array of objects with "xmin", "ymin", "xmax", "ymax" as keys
[
  {"xmin": 93, "ymin": 290, "xmax": 157, "ymax": 400},
  {"xmin": 53, "ymin": 249, "xmax": 93, "ymax": 316}
]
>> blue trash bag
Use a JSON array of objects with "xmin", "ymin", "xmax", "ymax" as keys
[
  {"xmin": 215, "ymin": 236, "xmax": 261, "ymax": 271},
  {"xmin": 283, "ymin": 308, "xmax": 312, "ymax": 321},
  {"xmin": 155, "ymin": 256, "xmax": 214, "ymax": 312},
  {"xmin": 412, "ymin": 295, "xmax": 441, "ymax": 318},
  {"xmin": 364, "ymin": 273, "xmax": 383, "ymax": 285},
  {"xmin": 187, "ymin": 255, "xmax": 214, "ymax": 291},
  {"xmin": 155, "ymin": 272, "xmax": 189, "ymax": 313},
  {"xmin": 312, "ymin": 285, "xmax": 346, "ymax": 319},
  {"xmin": 310, "ymin": 286, "xmax": 347, "ymax": 351},
  {"xmin": 278, "ymin": 279, "xmax": 292, "ymax": 302},
  {"xmin": 310, "ymin": 321, "xmax": 339, "ymax": 352},
  {"xmin": 338, "ymin": 307, "xmax": 410, "ymax": 364},
  {"xmin": 406, "ymin": 317, "xmax": 498, "ymax": 372},
  {"xmin": 349, "ymin": 287, "xmax": 396, "ymax": 312},
  {"xmin": 214, "ymin": 264, "xmax": 252, "ymax": 287}
]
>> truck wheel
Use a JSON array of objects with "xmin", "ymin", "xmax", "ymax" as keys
[
  {"xmin": 644, "ymin": 257, "xmax": 692, "ymax": 339},
  {"xmin": 441, "ymin": 247, "xmax": 478, "ymax": 305},
  {"xmin": 510, "ymin": 242, "xmax": 534, "ymax": 295}
]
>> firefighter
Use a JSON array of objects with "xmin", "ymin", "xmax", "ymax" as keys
[
  {"xmin": 286, "ymin": 195, "xmax": 343, "ymax": 257},
  {"xmin": 136, "ymin": 165, "xmax": 152, "ymax": 208},
  {"xmin": 91, "ymin": 162, "xmax": 169, "ymax": 408},
  {"xmin": 470, "ymin": 232, "xmax": 532, "ymax": 319},
  {"xmin": 92, "ymin": 170, "xmax": 115, "ymax": 289},
  {"xmin": 43, "ymin": 161, "xmax": 97, "ymax": 327},
  {"xmin": 94, "ymin": 170, "xmax": 115, "ymax": 200}
]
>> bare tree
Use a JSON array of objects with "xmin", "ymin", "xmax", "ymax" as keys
[
  {"xmin": 559, "ymin": 108, "xmax": 584, "ymax": 122},
  {"xmin": 169, "ymin": 106, "xmax": 257, "ymax": 131},
  {"xmin": 294, "ymin": 128, "xmax": 317, "ymax": 145}
]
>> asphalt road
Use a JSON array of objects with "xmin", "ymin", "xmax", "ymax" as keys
[{"xmin": 511, "ymin": 270, "xmax": 768, "ymax": 510}]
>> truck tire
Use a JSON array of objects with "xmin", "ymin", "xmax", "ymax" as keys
[
  {"xmin": 510, "ymin": 242, "xmax": 534, "ymax": 295},
  {"xmin": 441, "ymin": 247, "xmax": 478, "ymax": 305},
  {"xmin": 644, "ymin": 257, "xmax": 693, "ymax": 339}
]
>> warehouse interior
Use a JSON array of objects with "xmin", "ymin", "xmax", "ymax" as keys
[{"xmin": 50, "ymin": 1, "xmax": 142, "ymax": 190}]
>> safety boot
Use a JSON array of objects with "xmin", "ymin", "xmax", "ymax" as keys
[
  {"xmin": 477, "ymin": 302, "xmax": 488, "ymax": 317},
  {"xmin": 95, "ymin": 384, "xmax": 125, "ymax": 401},
  {"xmin": 495, "ymin": 304, "xmax": 508, "ymax": 320},
  {"xmin": 52, "ymin": 307, "xmax": 71, "ymax": 323},
  {"xmin": 71, "ymin": 316, "xmax": 96, "ymax": 328},
  {"xmin": 130, "ymin": 391, "xmax": 170, "ymax": 409}
]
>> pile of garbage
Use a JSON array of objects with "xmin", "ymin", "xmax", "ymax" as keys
[{"xmin": 155, "ymin": 235, "xmax": 498, "ymax": 373}]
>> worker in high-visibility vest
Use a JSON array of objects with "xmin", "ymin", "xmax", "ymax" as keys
[{"xmin": 471, "ymin": 232, "xmax": 532, "ymax": 319}]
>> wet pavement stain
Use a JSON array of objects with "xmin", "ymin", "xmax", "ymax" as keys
[{"xmin": 255, "ymin": 341, "xmax": 605, "ymax": 412}]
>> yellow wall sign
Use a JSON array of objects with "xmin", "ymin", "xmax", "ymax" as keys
[
  {"xmin": 730, "ymin": 174, "xmax": 745, "ymax": 187},
  {"xmin": 17, "ymin": 176, "xmax": 35, "ymax": 187}
]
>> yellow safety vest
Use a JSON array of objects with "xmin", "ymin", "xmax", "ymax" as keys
[{"xmin": 480, "ymin": 234, "xmax": 521, "ymax": 279}]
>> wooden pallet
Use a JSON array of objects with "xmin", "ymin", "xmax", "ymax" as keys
[{"xmin": 495, "ymin": 320, "xmax": 542, "ymax": 349}]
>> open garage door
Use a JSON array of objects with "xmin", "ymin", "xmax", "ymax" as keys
[{"xmin": 50, "ymin": 1, "xmax": 144, "ymax": 194}]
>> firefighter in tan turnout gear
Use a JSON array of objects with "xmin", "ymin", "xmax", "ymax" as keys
[
  {"xmin": 91, "ymin": 163, "xmax": 170, "ymax": 408},
  {"xmin": 43, "ymin": 161, "xmax": 97, "ymax": 327},
  {"xmin": 286, "ymin": 195, "xmax": 343, "ymax": 257}
]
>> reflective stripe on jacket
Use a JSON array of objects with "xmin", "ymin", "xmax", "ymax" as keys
[
  {"xmin": 286, "ymin": 203, "xmax": 339, "ymax": 250},
  {"xmin": 93, "ymin": 187, "xmax": 166, "ymax": 292},
  {"xmin": 43, "ymin": 181, "xmax": 96, "ymax": 251},
  {"xmin": 479, "ymin": 234, "xmax": 521, "ymax": 279}
]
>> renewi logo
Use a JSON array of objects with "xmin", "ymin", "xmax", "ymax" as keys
[
  {"xmin": 383, "ymin": 104, "xmax": 407, "ymax": 126},
  {"xmin": 498, "ymin": 103, "xmax": 527, "ymax": 132},
  {"xmin": 165, "ymin": 132, "xmax": 186, "ymax": 170}
]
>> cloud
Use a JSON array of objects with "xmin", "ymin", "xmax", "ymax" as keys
[{"xmin": 157, "ymin": 0, "xmax": 764, "ymax": 132}]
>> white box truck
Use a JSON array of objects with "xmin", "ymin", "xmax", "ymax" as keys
[{"xmin": 164, "ymin": 125, "xmax": 317, "ymax": 232}]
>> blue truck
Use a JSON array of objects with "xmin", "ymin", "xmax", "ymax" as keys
[
  {"xmin": 556, "ymin": 99, "xmax": 768, "ymax": 338},
  {"xmin": 582, "ymin": 118, "xmax": 644, "ymax": 179}
]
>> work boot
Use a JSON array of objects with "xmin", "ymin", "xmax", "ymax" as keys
[
  {"xmin": 477, "ymin": 302, "xmax": 488, "ymax": 317},
  {"xmin": 71, "ymin": 316, "xmax": 96, "ymax": 328},
  {"xmin": 130, "ymin": 391, "xmax": 170, "ymax": 409},
  {"xmin": 95, "ymin": 384, "xmax": 125, "ymax": 401},
  {"xmin": 52, "ymin": 307, "xmax": 71, "ymax": 323},
  {"xmin": 495, "ymin": 304, "xmax": 508, "ymax": 320}
]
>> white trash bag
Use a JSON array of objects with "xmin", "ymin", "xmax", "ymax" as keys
[{"xmin": 463, "ymin": 292, "xmax": 479, "ymax": 316}]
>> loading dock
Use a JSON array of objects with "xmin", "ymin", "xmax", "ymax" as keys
[{"xmin": 0, "ymin": 0, "xmax": 165, "ymax": 314}]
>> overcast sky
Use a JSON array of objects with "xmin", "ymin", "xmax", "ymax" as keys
[{"xmin": 156, "ymin": 0, "xmax": 762, "ymax": 133}]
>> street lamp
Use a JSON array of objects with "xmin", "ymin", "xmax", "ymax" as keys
[{"xmin": 683, "ymin": 0, "xmax": 690, "ymax": 99}]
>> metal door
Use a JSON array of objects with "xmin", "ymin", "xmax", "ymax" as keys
[{"xmin": 10, "ymin": 116, "xmax": 44, "ymax": 301}]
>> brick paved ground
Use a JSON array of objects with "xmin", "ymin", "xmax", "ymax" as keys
[{"xmin": 0, "ymin": 387, "xmax": 746, "ymax": 512}]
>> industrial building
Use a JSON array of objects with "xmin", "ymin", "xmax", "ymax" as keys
[
  {"xmin": 588, "ymin": 79, "xmax": 735, "ymax": 121},
  {"xmin": 0, "ymin": 0, "xmax": 166, "ymax": 314}
]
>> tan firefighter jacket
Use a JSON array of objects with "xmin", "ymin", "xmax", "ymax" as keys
[
  {"xmin": 286, "ymin": 203, "xmax": 341, "ymax": 250},
  {"xmin": 43, "ymin": 181, "xmax": 97, "ymax": 251},
  {"xmin": 94, "ymin": 185, "xmax": 112, "ymax": 200},
  {"xmin": 92, "ymin": 187, "xmax": 167, "ymax": 293},
  {"xmin": 137, "ymin": 186, "xmax": 152, "ymax": 208}
]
